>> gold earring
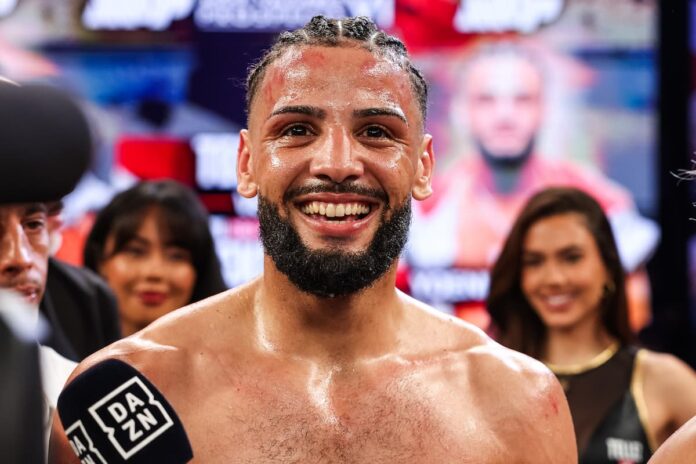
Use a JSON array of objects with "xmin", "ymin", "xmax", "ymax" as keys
[{"xmin": 603, "ymin": 281, "xmax": 616, "ymax": 295}]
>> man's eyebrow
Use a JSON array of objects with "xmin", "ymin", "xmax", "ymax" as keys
[
  {"xmin": 353, "ymin": 107, "xmax": 407, "ymax": 124},
  {"xmin": 22, "ymin": 203, "xmax": 48, "ymax": 216},
  {"xmin": 269, "ymin": 105, "xmax": 326, "ymax": 119}
]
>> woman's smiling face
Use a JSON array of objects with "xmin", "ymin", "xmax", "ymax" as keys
[
  {"xmin": 99, "ymin": 209, "xmax": 196, "ymax": 336},
  {"xmin": 521, "ymin": 212, "xmax": 610, "ymax": 332}
]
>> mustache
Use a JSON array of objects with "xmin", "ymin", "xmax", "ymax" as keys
[
  {"xmin": 283, "ymin": 182, "xmax": 388, "ymax": 204},
  {"xmin": 2, "ymin": 278, "xmax": 42, "ymax": 290}
]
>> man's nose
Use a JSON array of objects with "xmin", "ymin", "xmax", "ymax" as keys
[
  {"xmin": 308, "ymin": 128, "xmax": 364, "ymax": 184},
  {"xmin": 494, "ymin": 98, "xmax": 517, "ymax": 119},
  {"xmin": 0, "ymin": 225, "xmax": 33, "ymax": 277}
]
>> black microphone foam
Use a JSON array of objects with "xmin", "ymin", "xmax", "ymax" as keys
[
  {"xmin": 57, "ymin": 359, "xmax": 193, "ymax": 463},
  {"xmin": 0, "ymin": 82, "xmax": 91, "ymax": 204}
]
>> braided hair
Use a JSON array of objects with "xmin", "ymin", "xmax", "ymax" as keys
[{"xmin": 245, "ymin": 16, "xmax": 428, "ymax": 124}]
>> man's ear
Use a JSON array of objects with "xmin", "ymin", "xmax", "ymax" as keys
[
  {"xmin": 412, "ymin": 134, "xmax": 434, "ymax": 201},
  {"xmin": 236, "ymin": 129, "xmax": 258, "ymax": 198}
]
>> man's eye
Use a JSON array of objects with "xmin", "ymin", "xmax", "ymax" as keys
[
  {"xmin": 24, "ymin": 220, "xmax": 45, "ymax": 231},
  {"xmin": 283, "ymin": 125, "xmax": 311, "ymax": 136},
  {"xmin": 362, "ymin": 126, "xmax": 388, "ymax": 138}
]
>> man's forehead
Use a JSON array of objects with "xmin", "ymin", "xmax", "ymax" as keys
[
  {"xmin": 271, "ymin": 45, "xmax": 389, "ymax": 75},
  {"xmin": 467, "ymin": 56, "xmax": 542, "ymax": 96},
  {"xmin": 256, "ymin": 45, "xmax": 415, "ymax": 119},
  {"xmin": 0, "ymin": 203, "xmax": 48, "ymax": 218}
]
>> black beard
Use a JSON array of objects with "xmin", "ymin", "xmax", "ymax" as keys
[
  {"xmin": 478, "ymin": 136, "xmax": 535, "ymax": 170},
  {"xmin": 257, "ymin": 193, "xmax": 411, "ymax": 298}
]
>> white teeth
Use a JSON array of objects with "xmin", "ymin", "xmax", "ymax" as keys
[
  {"xmin": 326, "ymin": 204, "xmax": 336, "ymax": 217},
  {"xmin": 300, "ymin": 201, "xmax": 371, "ymax": 218},
  {"xmin": 545, "ymin": 295, "xmax": 571, "ymax": 306}
]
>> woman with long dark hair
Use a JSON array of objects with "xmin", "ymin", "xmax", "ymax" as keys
[
  {"xmin": 84, "ymin": 180, "xmax": 227, "ymax": 337},
  {"xmin": 488, "ymin": 187, "xmax": 696, "ymax": 463}
]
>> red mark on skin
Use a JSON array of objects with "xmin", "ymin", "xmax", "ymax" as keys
[
  {"xmin": 262, "ymin": 67, "xmax": 286, "ymax": 104},
  {"xmin": 359, "ymin": 56, "xmax": 379, "ymax": 73},
  {"xmin": 299, "ymin": 48, "xmax": 328, "ymax": 66},
  {"xmin": 549, "ymin": 396, "xmax": 559, "ymax": 415}
]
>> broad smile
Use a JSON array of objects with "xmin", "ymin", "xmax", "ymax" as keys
[
  {"xmin": 293, "ymin": 194, "xmax": 381, "ymax": 238},
  {"xmin": 537, "ymin": 292, "xmax": 575, "ymax": 311},
  {"xmin": 301, "ymin": 200, "xmax": 371, "ymax": 220}
]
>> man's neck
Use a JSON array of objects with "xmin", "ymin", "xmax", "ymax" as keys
[
  {"xmin": 251, "ymin": 258, "xmax": 405, "ymax": 364},
  {"xmin": 489, "ymin": 164, "xmax": 523, "ymax": 195},
  {"xmin": 478, "ymin": 139, "xmax": 535, "ymax": 195}
]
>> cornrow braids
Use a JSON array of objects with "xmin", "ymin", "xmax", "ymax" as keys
[{"xmin": 245, "ymin": 15, "xmax": 428, "ymax": 125}]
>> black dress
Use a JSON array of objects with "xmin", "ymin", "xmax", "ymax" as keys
[{"xmin": 549, "ymin": 345, "xmax": 653, "ymax": 464}]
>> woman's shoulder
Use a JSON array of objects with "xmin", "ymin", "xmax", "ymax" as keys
[
  {"xmin": 637, "ymin": 348, "xmax": 696, "ymax": 388},
  {"xmin": 637, "ymin": 347, "xmax": 696, "ymax": 435}
]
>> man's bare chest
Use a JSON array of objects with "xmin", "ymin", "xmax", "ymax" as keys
[{"xmin": 172, "ymin": 372, "xmax": 511, "ymax": 463}]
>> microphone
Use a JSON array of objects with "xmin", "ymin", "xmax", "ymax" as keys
[
  {"xmin": 0, "ymin": 82, "xmax": 91, "ymax": 203},
  {"xmin": 57, "ymin": 359, "xmax": 193, "ymax": 463}
]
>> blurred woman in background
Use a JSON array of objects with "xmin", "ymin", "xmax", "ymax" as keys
[
  {"xmin": 488, "ymin": 186, "xmax": 696, "ymax": 463},
  {"xmin": 84, "ymin": 180, "xmax": 227, "ymax": 337}
]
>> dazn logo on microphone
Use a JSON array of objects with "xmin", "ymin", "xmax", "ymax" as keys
[{"xmin": 88, "ymin": 376, "xmax": 174, "ymax": 459}]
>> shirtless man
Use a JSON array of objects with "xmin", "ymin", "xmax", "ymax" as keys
[{"xmin": 49, "ymin": 16, "xmax": 576, "ymax": 463}]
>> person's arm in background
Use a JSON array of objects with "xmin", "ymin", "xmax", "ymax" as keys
[
  {"xmin": 640, "ymin": 350, "xmax": 696, "ymax": 451},
  {"xmin": 648, "ymin": 415, "xmax": 696, "ymax": 463}
]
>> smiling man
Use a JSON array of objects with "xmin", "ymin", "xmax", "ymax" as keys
[{"xmin": 50, "ymin": 16, "xmax": 576, "ymax": 463}]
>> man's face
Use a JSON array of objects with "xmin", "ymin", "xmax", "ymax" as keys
[
  {"xmin": 0, "ymin": 204, "xmax": 49, "ymax": 307},
  {"xmin": 238, "ymin": 45, "xmax": 434, "ymax": 296},
  {"xmin": 463, "ymin": 54, "xmax": 544, "ymax": 161}
]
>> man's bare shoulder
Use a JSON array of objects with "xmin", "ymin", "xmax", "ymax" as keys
[
  {"xmin": 404, "ymin": 296, "xmax": 577, "ymax": 462},
  {"xmin": 405, "ymin": 294, "xmax": 564, "ymax": 400},
  {"xmin": 66, "ymin": 281, "xmax": 258, "ymax": 387},
  {"xmin": 457, "ymin": 333, "xmax": 562, "ymax": 410},
  {"xmin": 464, "ymin": 342, "xmax": 576, "ymax": 460},
  {"xmin": 401, "ymin": 291, "xmax": 489, "ymax": 344},
  {"xmin": 649, "ymin": 415, "xmax": 696, "ymax": 463}
]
